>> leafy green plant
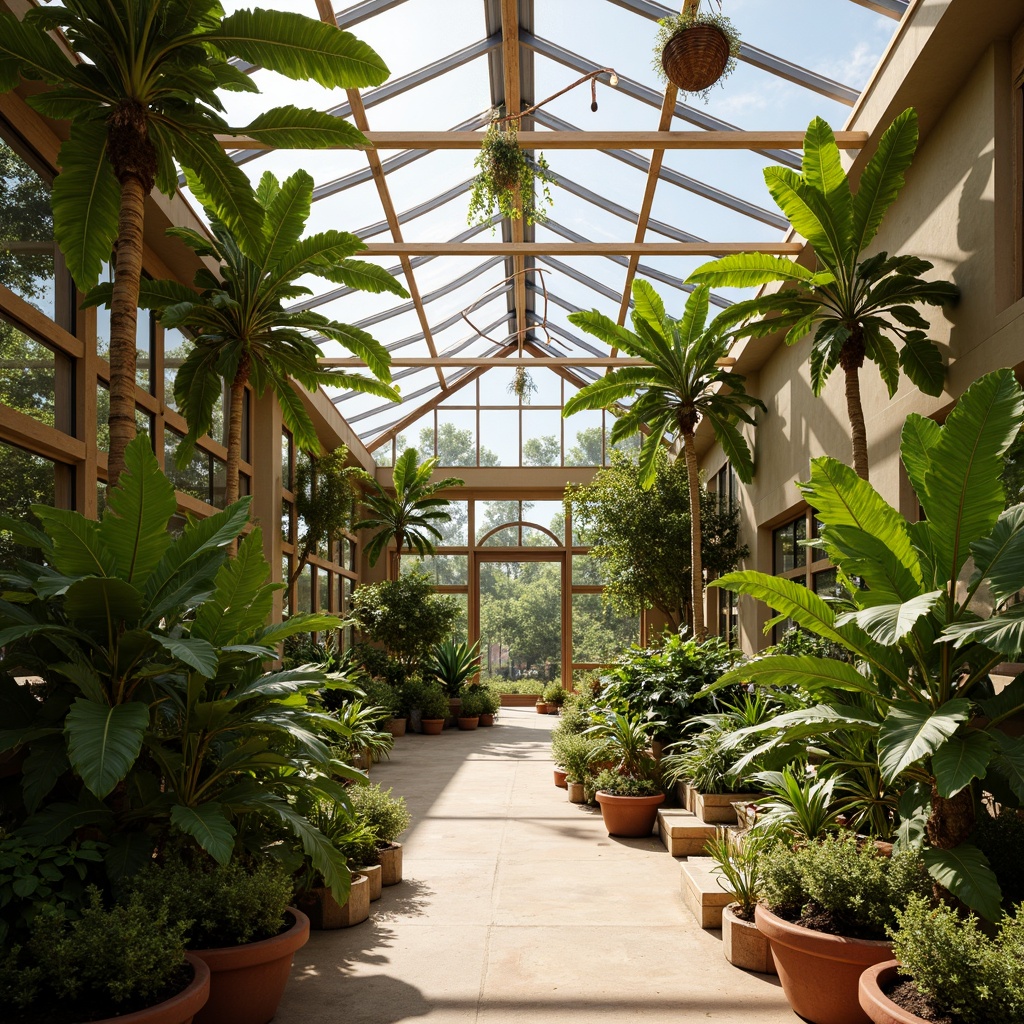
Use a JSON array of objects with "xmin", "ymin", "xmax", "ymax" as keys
[
  {"xmin": 458, "ymin": 686, "xmax": 488, "ymax": 717},
  {"xmin": 132, "ymin": 857, "xmax": 293, "ymax": 950},
  {"xmin": 355, "ymin": 449, "xmax": 464, "ymax": 579},
  {"xmin": 974, "ymin": 809, "xmax": 1024, "ymax": 908},
  {"xmin": 418, "ymin": 682, "xmax": 452, "ymax": 722},
  {"xmin": 689, "ymin": 109, "xmax": 958, "ymax": 479},
  {"xmin": 709, "ymin": 369, "xmax": 1024, "ymax": 919},
  {"xmin": 426, "ymin": 639, "xmax": 481, "ymax": 696},
  {"xmin": 889, "ymin": 895, "xmax": 1024, "ymax": 1024},
  {"xmin": 593, "ymin": 768, "xmax": 661, "ymax": 797},
  {"xmin": 750, "ymin": 768, "xmax": 843, "ymax": 840},
  {"xmin": 565, "ymin": 281, "xmax": 764, "ymax": 639},
  {"xmin": 0, "ymin": 887, "xmax": 190, "ymax": 1018},
  {"xmin": 476, "ymin": 685, "xmax": 501, "ymax": 717},
  {"xmin": 704, "ymin": 825, "xmax": 778, "ymax": 920},
  {"xmin": 332, "ymin": 700, "xmax": 394, "ymax": 765},
  {"xmin": 652, "ymin": 8, "xmax": 741, "ymax": 102},
  {"xmin": 357, "ymin": 677, "xmax": 401, "ymax": 721},
  {"xmin": 467, "ymin": 117, "xmax": 554, "ymax": 227},
  {"xmin": 542, "ymin": 681, "xmax": 566, "ymax": 706},
  {"xmin": 349, "ymin": 784, "xmax": 412, "ymax": 848},
  {"xmin": 759, "ymin": 832, "xmax": 930, "ymax": 940},
  {"xmin": 586, "ymin": 711, "xmax": 661, "ymax": 781},
  {"xmin": 551, "ymin": 732, "xmax": 604, "ymax": 785}
]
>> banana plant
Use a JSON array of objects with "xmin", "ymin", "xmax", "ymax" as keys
[
  {"xmin": 708, "ymin": 369, "xmax": 1024, "ymax": 921},
  {"xmin": 0, "ymin": 435, "xmax": 359, "ymax": 898},
  {"xmin": 688, "ymin": 109, "xmax": 958, "ymax": 480}
]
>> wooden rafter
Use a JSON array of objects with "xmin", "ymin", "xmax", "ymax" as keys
[{"xmin": 315, "ymin": 0, "xmax": 446, "ymax": 389}]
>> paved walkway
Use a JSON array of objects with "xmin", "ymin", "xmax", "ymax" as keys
[{"xmin": 277, "ymin": 708, "xmax": 797, "ymax": 1024}]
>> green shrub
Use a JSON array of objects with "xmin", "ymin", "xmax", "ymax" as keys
[
  {"xmin": 459, "ymin": 685, "xmax": 488, "ymax": 717},
  {"xmin": 476, "ymin": 685, "xmax": 501, "ymax": 716},
  {"xmin": 890, "ymin": 896, "xmax": 1024, "ymax": 1024},
  {"xmin": 556, "ymin": 690, "xmax": 599, "ymax": 734},
  {"xmin": 551, "ymin": 732, "xmax": 604, "ymax": 784},
  {"xmin": 359, "ymin": 676, "xmax": 401, "ymax": 719},
  {"xmin": 349, "ymin": 784, "xmax": 412, "ymax": 846},
  {"xmin": 593, "ymin": 768, "xmax": 661, "ymax": 797},
  {"xmin": 484, "ymin": 677, "xmax": 542, "ymax": 695},
  {"xmin": 132, "ymin": 858, "xmax": 293, "ymax": 949},
  {"xmin": 0, "ymin": 887, "xmax": 189, "ymax": 1017},
  {"xmin": 542, "ymin": 681, "xmax": 566, "ymax": 705},
  {"xmin": 416, "ymin": 681, "xmax": 451, "ymax": 720},
  {"xmin": 974, "ymin": 808, "xmax": 1024, "ymax": 908},
  {"xmin": 759, "ymin": 832, "xmax": 930, "ymax": 940}
]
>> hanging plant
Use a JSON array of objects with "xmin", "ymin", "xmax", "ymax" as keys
[
  {"xmin": 508, "ymin": 366, "xmax": 538, "ymax": 403},
  {"xmin": 652, "ymin": 5, "xmax": 740, "ymax": 102},
  {"xmin": 468, "ymin": 116, "xmax": 554, "ymax": 227}
]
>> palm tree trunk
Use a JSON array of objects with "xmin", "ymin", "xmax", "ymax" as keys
[
  {"xmin": 388, "ymin": 530, "xmax": 403, "ymax": 581},
  {"xmin": 840, "ymin": 330, "xmax": 869, "ymax": 480},
  {"xmin": 225, "ymin": 354, "xmax": 251, "ymax": 507},
  {"xmin": 106, "ymin": 174, "xmax": 148, "ymax": 489},
  {"xmin": 681, "ymin": 430, "xmax": 706, "ymax": 641}
]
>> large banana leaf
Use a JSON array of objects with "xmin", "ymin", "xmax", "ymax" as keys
[
  {"xmin": 877, "ymin": 699, "xmax": 969, "ymax": 785},
  {"xmin": 922, "ymin": 844, "xmax": 1001, "ymax": 922},
  {"xmin": 65, "ymin": 699, "xmax": 151, "ymax": 799},
  {"xmin": 170, "ymin": 803, "xmax": 236, "ymax": 866}
]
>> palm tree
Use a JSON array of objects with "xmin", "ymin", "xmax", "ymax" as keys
[
  {"xmin": 355, "ymin": 449, "xmax": 465, "ymax": 580},
  {"xmin": 687, "ymin": 109, "xmax": 958, "ymax": 480},
  {"xmin": 0, "ymin": 1, "xmax": 389, "ymax": 486},
  {"xmin": 564, "ymin": 280, "xmax": 764, "ymax": 640},
  {"xmin": 90, "ymin": 168, "xmax": 405, "ymax": 507}
]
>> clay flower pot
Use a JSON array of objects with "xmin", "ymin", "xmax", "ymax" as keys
[
  {"xmin": 94, "ymin": 953, "xmax": 210, "ymax": 1024},
  {"xmin": 553, "ymin": 768, "xmax": 568, "ymax": 788},
  {"xmin": 386, "ymin": 717, "xmax": 407, "ymax": 738},
  {"xmin": 421, "ymin": 718, "xmax": 444, "ymax": 735},
  {"xmin": 567, "ymin": 780, "xmax": 586, "ymax": 804},
  {"xmin": 722, "ymin": 903, "xmax": 775, "ymax": 974},
  {"xmin": 479, "ymin": 713, "xmax": 495, "ymax": 727},
  {"xmin": 755, "ymin": 904, "xmax": 893, "ymax": 1024},
  {"xmin": 536, "ymin": 702, "xmax": 549, "ymax": 714},
  {"xmin": 362, "ymin": 863, "xmax": 383, "ymax": 901},
  {"xmin": 457, "ymin": 715, "xmax": 480, "ymax": 730},
  {"xmin": 859, "ymin": 961, "xmax": 926, "ymax": 1024},
  {"xmin": 378, "ymin": 841, "xmax": 404, "ymax": 886},
  {"xmin": 595, "ymin": 790, "xmax": 665, "ymax": 837},
  {"xmin": 192, "ymin": 908, "xmax": 309, "ymax": 1024}
]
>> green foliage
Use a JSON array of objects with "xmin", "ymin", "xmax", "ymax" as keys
[
  {"xmin": 485, "ymin": 677, "xmax": 543, "ymax": 695},
  {"xmin": 751, "ymin": 767, "xmax": 843, "ymax": 840},
  {"xmin": 0, "ymin": 887, "xmax": 189, "ymax": 1016},
  {"xmin": 458, "ymin": 686, "xmax": 488, "ymax": 717},
  {"xmin": 475, "ymin": 685, "xmax": 502, "ymax": 716},
  {"xmin": 467, "ymin": 118, "xmax": 555, "ymax": 227},
  {"xmin": 351, "ymin": 572, "xmax": 461, "ymax": 668},
  {"xmin": 704, "ymin": 825, "xmax": 778, "ymax": 920},
  {"xmin": 359, "ymin": 677, "xmax": 401, "ymax": 720},
  {"xmin": 415, "ymin": 681, "xmax": 452, "ymax": 721},
  {"xmin": 593, "ymin": 768, "xmax": 661, "ymax": 797},
  {"xmin": 132, "ymin": 857, "xmax": 293, "ymax": 949},
  {"xmin": 652, "ymin": 8, "xmax": 741, "ymax": 101},
  {"xmin": 349, "ymin": 784, "xmax": 412, "ymax": 847},
  {"xmin": 759, "ymin": 833, "xmax": 930, "ymax": 939},
  {"xmin": 331, "ymin": 699, "xmax": 394, "ymax": 765},
  {"xmin": 711, "ymin": 369, "xmax": 1024, "ymax": 918},
  {"xmin": 542, "ymin": 681, "xmax": 566, "ymax": 705},
  {"xmin": 556, "ymin": 689, "xmax": 600, "ymax": 734},
  {"xmin": 586, "ymin": 711, "xmax": 661, "ymax": 781},
  {"xmin": 551, "ymin": 732, "xmax": 605, "ymax": 784},
  {"xmin": 601, "ymin": 633, "xmax": 744, "ymax": 740},
  {"xmin": 890, "ymin": 895, "xmax": 1024, "ymax": 1024},
  {"xmin": 426, "ymin": 639, "xmax": 481, "ymax": 696},
  {"xmin": 974, "ymin": 809, "xmax": 1024, "ymax": 908},
  {"xmin": 566, "ymin": 449, "xmax": 747, "ymax": 630},
  {"xmin": 767, "ymin": 626, "xmax": 851, "ymax": 663}
]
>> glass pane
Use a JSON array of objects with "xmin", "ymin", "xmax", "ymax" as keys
[
  {"xmin": 814, "ymin": 567, "xmax": 850, "ymax": 602},
  {"xmin": 521, "ymin": 409, "xmax": 562, "ymax": 466},
  {"xmin": 318, "ymin": 569, "xmax": 330, "ymax": 613},
  {"xmin": 400, "ymin": 553, "xmax": 469, "ymax": 586},
  {"xmin": 96, "ymin": 384, "xmax": 151, "ymax": 453},
  {"xmin": 164, "ymin": 428, "xmax": 210, "ymax": 502},
  {"xmin": 0, "ymin": 136, "xmax": 58, "ymax": 320},
  {"xmin": 773, "ymin": 522, "xmax": 795, "ymax": 574},
  {"xmin": 435, "ymin": 410, "xmax": 479, "ymax": 466},
  {"xmin": 437, "ymin": 499, "xmax": 468, "ymax": 546},
  {"xmin": 296, "ymin": 563, "xmax": 313, "ymax": 614},
  {"xmin": 211, "ymin": 456, "xmax": 227, "ymax": 509},
  {"xmin": 565, "ymin": 411, "xmax": 603, "ymax": 466},
  {"xmin": 572, "ymin": 554, "xmax": 603, "ymax": 585},
  {"xmin": 477, "ymin": 500, "xmax": 520, "ymax": 545},
  {"xmin": 0, "ymin": 439, "xmax": 55, "ymax": 571},
  {"xmin": 281, "ymin": 430, "xmax": 294, "ymax": 490},
  {"xmin": 281, "ymin": 499, "xmax": 293, "ymax": 544},
  {"xmin": 0, "ymin": 319, "xmax": 59, "ymax": 427},
  {"xmin": 282, "ymin": 557, "xmax": 292, "ymax": 616},
  {"xmin": 522, "ymin": 500, "xmax": 565, "ymax": 545},
  {"xmin": 572, "ymin": 593, "xmax": 638, "ymax": 664},
  {"xmin": 447, "ymin": 592, "xmax": 468, "ymax": 644},
  {"xmin": 478, "ymin": 409, "xmax": 519, "ymax": 466},
  {"xmin": 794, "ymin": 514, "xmax": 808, "ymax": 568}
]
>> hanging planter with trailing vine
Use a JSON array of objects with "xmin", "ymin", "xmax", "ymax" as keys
[
  {"xmin": 467, "ymin": 116, "xmax": 554, "ymax": 226},
  {"xmin": 653, "ymin": 4, "xmax": 740, "ymax": 101},
  {"xmin": 508, "ymin": 366, "xmax": 538, "ymax": 403}
]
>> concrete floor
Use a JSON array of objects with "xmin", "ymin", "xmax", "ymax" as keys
[{"xmin": 276, "ymin": 708, "xmax": 798, "ymax": 1024}]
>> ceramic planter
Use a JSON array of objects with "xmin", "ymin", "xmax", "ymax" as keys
[
  {"xmin": 859, "ymin": 961, "xmax": 925, "ymax": 1024},
  {"xmin": 378, "ymin": 842, "xmax": 404, "ymax": 886},
  {"xmin": 547, "ymin": 704, "xmax": 560, "ymax": 715},
  {"xmin": 595, "ymin": 791, "xmax": 665, "ymax": 837},
  {"xmin": 386, "ymin": 717, "xmax": 407, "ymax": 738},
  {"xmin": 362, "ymin": 863, "xmax": 383, "ymax": 901},
  {"xmin": 421, "ymin": 718, "xmax": 444, "ymax": 735},
  {"xmin": 92, "ymin": 954, "xmax": 210, "ymax": 1024},
  {"xmin": 755, "ymin": 904, "xmax": 893, "ymax": 1024},
  {"xmin": 553, "ymin": 768, "xmax": 568, "ymax": 788},
  {"xmin": 192, "ymin": 908, "xmax": 309, "ymax": 1024},
  {"xmin": 479, "ymin": 713, "xmax": 495, "ymax": 727},
  {"xmin": 567, "ymin": 780, "xmax": 586, "ymax": 803},
  {"xmin": 536, "ymin": 702, "xmax": 550, "ymax": 714},
  {"xmin": 298, "ymin": 876, "xmax": 369, "ymax": 929},
  {"xmin": 457, "ymin": 715, "xmax": 480, "ymax": 730},
  {"xmin": 722, "ymin": 903, "xmax": 775, "ymax": 974}
]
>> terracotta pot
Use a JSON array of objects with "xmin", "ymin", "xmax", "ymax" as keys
[
  {"xmin": 547, "ymin": 704, "xmax": 560, "ymax": 715},
  {"xmin": 553, "ymin": 768, "xmax": 568, "ymax": 788},
  {"xmin": 567, "ymin": 780, "xmax": 586, "ymax": 803},
  {"xmin": 298, "ymin": 876, "xmax": 369, "ymax": 929},
  {"xmin": 421, "ymin": 718, "xmax": 444, "ymax": 735},
  {"xmin": 378, "ymin": 842, "xmax": 403, "ymax": 885},
  {"xmin": 362, "ymin": 863, "xmax": 383, "ymax": 901},
  {"xmin": 386, "ymin": 717, "xmax": 407, "ymax": 738},
  {"xmin": 192, "ymin": 908, "xmax": 309, "ymax": 1024},
  {"xmin": 755, "ymin": 904, "xmax": 893, "ymax": 1024},
  {"xmin": 457, "ymin": 715, "xmax": 480, "ymax": 730},
  {"xmin": 92, "ymin": 953, "xmax": 210, "ymax": 1024},
  {"xmin": 595, "ymin": 790, "xmax": 665, "ymax": 837},
  {"xmin": 722, "ymin": 903, "xmax": 776, "ymax": 974},
  {"xmin": 536, "ymin": 702, "xmax": 549, "ymax": 714},
  {"xmin": 479, "ymin": 713, "xmax": 495, "ymax": 727},
  {"xmin": 859, "ymin": 961, "xmax": 925, "ymax": 1024}
]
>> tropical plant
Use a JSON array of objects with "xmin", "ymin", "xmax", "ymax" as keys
[
  {"xmin": 0, "ymin": 435, "xmax": 360, "ymax": 898},
  {"xmin": 88, "ymin": 170, "xmax": 403, "ymax": 507},
  {"xmin": 551, "ymin": 732, "xmax": 604, "ymax": 785},
  {"xmin": 709, "ymin": 369, "xmax": 1024, "ymax": 920},
  {"xmin": 750, "ymin": 767, "xmax": 843, "ymax": 840},
  {"xmin": 585, "ymin": 711, "xmax": 662, "ymax": 781},
  {"xmin": 688, "ymin": 109, "xmax": 958, "ymax": 480},
  {"xmin": 331, "ymin": 700, "xmax": 394, "ymax": 766},
  {"xmin": 652, "ymin": 7, "xmax": 741, "ymax": 102},
  {"xmin": 0, "ymin": 1, "xmax": 389, "ymax": 486},
  {"xmin": 704, "ymin": 824, "xmax": 778, "ymax": 920},
  {"xmin": 425, "ymin": 639, "xmax": 481, "ymax": 697},
  {"xmin": 467, "ymin": 116, "xmax": 554, "ymax": 227},
  {"xmin": 355, "ymin": 448, "xmax": 464, "ymax": 579},
  {"xmin": 565, "ymin": 280, "xmax": 764, "ymax": 639}
]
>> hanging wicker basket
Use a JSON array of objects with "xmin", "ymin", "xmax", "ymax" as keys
[{"xmin": 660, "ymin": 24, "xmax": 731, "ymax": 93}]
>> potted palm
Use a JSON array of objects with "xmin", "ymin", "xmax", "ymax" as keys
[
  {"xmin": 587, "ymin": 712, "xmax": 666, "ymax": 837},
  {"xmin": 653, "ymin": 4, "xmax": 740, "ymax": 100}
]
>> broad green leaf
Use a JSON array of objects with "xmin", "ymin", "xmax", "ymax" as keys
[
  {"xmin": 922, "ymin": 369, "xmax": 1024, "ymax": 587},
  {"xmin": 170, "ymin": 803, "xmax": 235, "ymax": 865},
  {"xmin": 970, "ymin": 504, "xmax": 1024, "ymax": 604},
  {"xmin": 923, "ymin": 844, "xmax": 1002, "ymax": 922},
  {"xmin": 704, "ymin": 412, "xmax": 755, "ymax": 485},
  {"xmin": 631, "ymin": 278, "xmax": 667, "ymax": 333},
  {"xmin": 63, "ymin": 577, "xmax": 145, "ymax": 630},
  {"xmin": 51, "ymin": 122, "xmax": 120, "ymax": 291},
  {"xmin": 154, "ymin": 636, "xmax": 219, "ymax": 677},
  {"xmin": 330, "ymin": 259, "xmax": 409, "ymax": 298},
  {"xmin": 877, "ymin": 699, "xmax": 969, "ymax": 784},
  {"xmin": 852, "ymin": 108, "xmax": 918, "ymax": 254},
  {"xmin": 0, "ymin": 11, "xmax": 80, "ymax": 89},
  {"xmin": 802, "ymin": 116, "xmax": 851, "ymax": 201},
  {"xmin": 989, "ymin": 731, "xmax": 1024, "ymax": 802},
  {"xmin": 15, "ymin": 801, "xmax": 113, "ymax": 844},
  {"xmin": 688, "ymin": 252, "xmax": 815, "ymax": 289},
  {"xmin": 566, "ymin": 309, "xmax": 643, "ymax": 354},
  {"xmin": 715, "ymin": 653, "xmax": 874, "ymax": 694},
  {"xmin": 192, "ymin": 528, "xmax": 273, "ymax": 646},
  {"xmin": 764, "ymin": 166, "xmax": 845, "ymax": 267},
  {"xmin": 65, "ymin": 699, "xmax": 150, "ymax": 799},
  {"xmin": 843, "ymin": 590, "xmax": 943, "ymax": 646},
  {"xmin": 238, "ymin": 104, "xmax": 368, "ymax": 150},
  {"xmin": 104, "ymin": 832, "xmax": 156, "ymax": 885},
  {"xmin": 894, "ymin": 783, "xmax": 930, "ymax": 852},
  {"xmin": 51, "ymin": 660, "xmax": 105, "ymax": 702},
  {"xmin": 899, "ymin": 334, "xmax": 944, "ymax": 397},
  {"xmin": 941, "ymin": 595, "xmax": 1024, "ymax": 655},
  {"xmin": 931, "ymin": 731, "xmax": 991, "ymax": 797},
  {"xmin": 21, "ymin": 735, "xmax": 69, "ymax": 813},
  {"xmin": 32, "ymin": 507, "xmax": 115, "ymax": 578},
  {"xmin": 979, "ymin": 674, "xmax": 1024, "ymax": 724},
  {"xmin": 99, "ymin": 434, "xmax": 178, "ymax": 586},
  {"xmin": 900, "ymin": 412, "xmax": 941, "ymax": 500}
]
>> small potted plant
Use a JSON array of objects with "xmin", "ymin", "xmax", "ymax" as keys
[
  {"xmin": 418, "ymin": 682, "xmax": 451, "ymax": 735},
  {"xmin": 362, "ymin": 675, "xmax": 405, "ymax": 738},
  {"xmin": 554, "ymin": 733, "xmax": 605, "ymax": 805},
  {"xmin": 458, "ymin": 684, "xmax": 489, "ymax": 729},
  {"xmin": 755, "ymin": 833, "xmax": 931, "ymax": 1024},
  {"xmin": 425, "ymin": 638, "xmax": 481, "ymax": 718},
  {"xmin": 859, "ymin": 895, "xmax": 1024, "ymax": 1024},
  {"xmin": 477, "ymin": 685, "xmax": 501, "ymax": 727},
  {"xmin": 542, "ymin": 681, "xmax": 565, "ymax": 715},
  {"xmin": 467, "ymin": 115, "xmax": 554, "ymax": 227},
  {"xmin": 652, "ymin": 4, "xmax": 740, "ymax": 101},
  {"xmin": 350, "ymin": 783, "xmax": 413, "ymax": 887}
]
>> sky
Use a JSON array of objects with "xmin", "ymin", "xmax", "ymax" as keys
[{"xmin": 193, "ymin": 0, "xmax": 902, "ymax": 445}]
